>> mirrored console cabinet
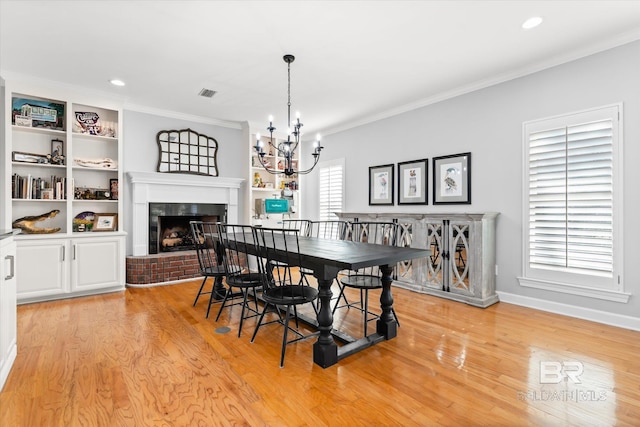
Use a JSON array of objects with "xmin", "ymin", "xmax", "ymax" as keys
[{"xmin": 335, "ymin": 212, "xmax": 499, "ymax": 307}]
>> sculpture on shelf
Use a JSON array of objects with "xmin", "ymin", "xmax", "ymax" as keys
[
  {"xmin": 12, "ymin": 210, "xmax": 61, "ymax": 234},
  {"xmin": 74, "ymin": 157, "xmax": 117, "ymax": 169}
]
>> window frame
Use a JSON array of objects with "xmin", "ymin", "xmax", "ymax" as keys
[{"xmin": 518, "ymin": 104, "xmax": 628, "ymax": 302}]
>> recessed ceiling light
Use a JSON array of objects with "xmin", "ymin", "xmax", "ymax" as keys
[
  {"xmin": 109, "ymin": 79, "xmax": 126, "ymax": 86},
  {"xmin": 522, "ymin": 16, "xmax": 543, "ymax": 30}
]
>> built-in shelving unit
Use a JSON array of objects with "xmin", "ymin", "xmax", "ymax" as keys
[
  {"xmin": 248, "ymin": 132, "xmax": 301, "ymax": 227},
  {"xmin": 2, "ymin": 81, "xmax": 126, "ymax": 303}
]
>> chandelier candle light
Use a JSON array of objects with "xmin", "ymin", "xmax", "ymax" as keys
[{"xmin": 254, "ymin": 54, "xmax": 323, "ymax": 176}]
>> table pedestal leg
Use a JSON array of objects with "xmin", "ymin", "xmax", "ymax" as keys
[
  {"xmin": 377, "ymin": 264, "xmax": 397, "ymax": 339},
  {"xmin": 313, "ymin": 277, "xmax": 338, "ymax": 367}
]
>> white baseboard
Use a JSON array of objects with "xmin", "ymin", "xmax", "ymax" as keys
[{"xmin": 497, "ymin": 291, "xmax": 640, "ymax": 332}]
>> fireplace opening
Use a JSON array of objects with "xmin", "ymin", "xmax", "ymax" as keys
[
  {"xmin": 149, "ymin": 203, "xmax": 226, "ymax": 254},
  {"xmin": 158, "ymin": 215, "xmax": 219, "ymax": 252}
]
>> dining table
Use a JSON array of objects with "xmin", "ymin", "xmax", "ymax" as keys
[{"xmin": 235, "ymin": 230, "xmax": 431, "ymax": 368}]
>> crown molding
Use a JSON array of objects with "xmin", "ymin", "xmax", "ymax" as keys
[
  {"xmin": 124, "ymin": 103, "xmax": 242, "ymax": 130},
  {"xmin": 321, "ymin": 30, "xmax": 640, "ymax": 137}
]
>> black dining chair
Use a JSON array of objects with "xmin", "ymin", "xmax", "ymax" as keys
[
  {"xmin": 190, "ymin": 220, "xmax": 227, "ymax": 318},
  {"xmin": 332, "ymin": 221, "xmax": 400, "ymax": 337},
  {"xmin": 251, "ymin": 227, "xmax": 319, "ymax": 367},
  {"xmin": 214, "ymin": 223, "xmax": 266, "ymax": 337}
]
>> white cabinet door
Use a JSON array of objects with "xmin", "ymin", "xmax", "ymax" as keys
[
  {"xmin": 16, "ymin": 239, "xmax": 67, "ymax": 301},
  {"xmin": 0, "ymin": 237, "xmax": 17, "ymax": 391},
  {"xmin": 71, "ymin": 236, "xmax": 123, "ymax": 292}
]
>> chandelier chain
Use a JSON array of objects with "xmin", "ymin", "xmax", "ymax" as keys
[{"xmin": 287, "ymin": 60, "xmax": 291, "ymax": 127}]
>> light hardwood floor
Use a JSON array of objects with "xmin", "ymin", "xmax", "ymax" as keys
[{"xmin": 1, "ymin": 277, "xmax": 639, "ymax": 426}]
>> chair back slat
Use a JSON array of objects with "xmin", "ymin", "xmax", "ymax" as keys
[
  {"xmin": 216, "ymin": 224, "xmax": 264, "ymax": 282},
  {"xmin": 190, "ymin": 221, "xmax": 220, "ymax": 273},
  {"xmin": 282, "ymin": 219, "xmax": 312, "ymax": 236},
  {"xmin": 254, "ymin": 227, "xmax": 304, "ymax": 292},
  {"xmin": 308, "ymin": 220, "xmax": 348, "ymax": 240},
  {"xmin": 347, "ymin": 221, "xmax": 398, "ymax": 276}
]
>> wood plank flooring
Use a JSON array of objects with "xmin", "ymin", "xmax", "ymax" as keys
[{"xmin": 1, "ymin": 277, "xmax": 640, "ymax": 426}]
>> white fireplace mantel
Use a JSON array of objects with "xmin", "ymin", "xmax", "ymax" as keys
[{"xmin": 127, "ymin": 171, "xmax": 245, "ymax": 256}]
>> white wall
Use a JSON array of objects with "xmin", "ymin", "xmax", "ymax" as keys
[
  {"xmin": 122, "ymin": 110, "xmax": 245, "ymax": 255},
  {"xmin": 303, "ymin": 41, "xmax": 640, "ymax": 326}
]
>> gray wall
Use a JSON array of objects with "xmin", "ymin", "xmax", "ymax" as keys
[
  {"xmin": 302, "ymin": 41, "xmax": 640, "ymax": 325},
  {"xmin": 122, "ymin": 110, "xmax": 245, "ymax": 255}
]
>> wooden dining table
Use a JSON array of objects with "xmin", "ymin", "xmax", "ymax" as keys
[{"xmin": 240, "ymin": 231, "xmax": 431, "ymax": 368}]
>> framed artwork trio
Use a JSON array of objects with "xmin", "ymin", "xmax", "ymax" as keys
[{"xmin": 369, "ymin": 152, "xmax": 471, "ymax": 206}]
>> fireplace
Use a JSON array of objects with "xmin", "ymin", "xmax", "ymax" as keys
[
  {"xmin": 149, "ymin": 202, "xmax": 226, "ymax": 254},
  {"xmin": 126, "ymin": 171, "xmax": 243, "ymax": 285}
]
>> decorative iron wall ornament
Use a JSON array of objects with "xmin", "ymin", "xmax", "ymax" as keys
[{"xmin": 156, "ymin": 128, "xmax": 218, "ymax": 176}]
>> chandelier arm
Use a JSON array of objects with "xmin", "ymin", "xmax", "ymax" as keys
[
  {"xmin": 295, "ymin": 155, "xmax": 321, "ymax": 175},
  {"xmin": 255, "ymin": 151, "xmax": 284, "ymax": 175}
]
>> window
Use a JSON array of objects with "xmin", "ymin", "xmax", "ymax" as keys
[
  {"xmin": 519, "ymin": 104, "xmax": 627, "ymax": 301},
  {"xmin": 318, "ymin": 158, "xmax": 345, "ymax": 221}
]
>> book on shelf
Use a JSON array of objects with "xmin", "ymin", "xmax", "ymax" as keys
[{"xmin": 11, "ymin": 173, "xmax": 66, "ymax": 200}]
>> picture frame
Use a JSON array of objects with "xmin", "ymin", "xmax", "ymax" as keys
[
  {"xmin": 369, "ymin": 164, "xmax": 394, "ymax": 205},
  {"xmin": 12, "ymin": 151, "xmax": 49, "ymax": 164},
  {"xmin": 92, "ymin": 213, "xmax": 118, "ymax": 232},
  {"xmin": 397, "ymin": 158, "xmax": 428, "ymax": 205},
  {"xmin": 109, "ymin": 178, "xmax": 119, "ymax": 200},
  {"xmin": 50, "ymin": 138, "xmax": 65, "ymax": 165},
  {"xmin": 433, "ymin": 152, "xmax": 471, "ymax": 205},
  {"xmin": 11, "ymin": 96, "xmax": 66, "ymax": 130},
  {"xmin": 42, "ymin": 189, "xmax": 54, "ymax": 200},
  {"xmin": 51, "ymin": 138, "xmax": 63, "ymax": 156}
]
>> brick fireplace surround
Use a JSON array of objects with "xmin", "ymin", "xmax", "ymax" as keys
[
  {"xmin": 125, "ymin": 171, "xmax": 244, "ymax": 287},
  {"xmin": 126, "ymin": 251, "xmax": 201, "ymax": 285}
]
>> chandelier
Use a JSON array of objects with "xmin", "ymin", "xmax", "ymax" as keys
[{"xmin": 254, "ymin": 54, "xmax": 323, "ymax": 176}]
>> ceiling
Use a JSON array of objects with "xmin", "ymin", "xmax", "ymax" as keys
[{"xmin": 2, "ymin": 1, "xmax": 640, "ymax": 136}]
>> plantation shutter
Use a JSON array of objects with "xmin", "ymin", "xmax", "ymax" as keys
[
  {"xmin": 528, "ymin": 116, "xmax": 614, "ymax": 277},
  {"xmin": 319, "ymin": 159, "xmax": 344, "ymax": 221}
]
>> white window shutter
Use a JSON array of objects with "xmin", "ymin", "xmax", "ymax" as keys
[
  {"xmin": 319, "ymin": 159, "xmax": 344, "ymax": 221},
  {"xmin": 523, "ymin": 104, "xmax": 621, "ymax": 293}
]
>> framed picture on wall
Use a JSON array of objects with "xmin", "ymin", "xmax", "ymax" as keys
[
  {"xmin": 433, "ymin": 152, "xmax": 471, "ymax": 204},
  {"xmin": 369, "ymin": 164, "xmax": 394, "ymax": 205},
  {"xmin": 397, "ymin": 159, "xmax": 428, "ymax": 205}
]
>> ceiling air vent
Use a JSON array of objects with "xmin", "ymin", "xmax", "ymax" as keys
[{"xmin": 198, "ymin": 88, "xmax": 217, "ymax": 98}]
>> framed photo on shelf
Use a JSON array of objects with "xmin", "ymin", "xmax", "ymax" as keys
[
  {"xmin": 397, "ymin": 158, "xmax": 428, "ymax": 205},
  {"xmin": 51, "ymin": 138, "xmax": 64, "ymax": 157},
  {"xmin": 109, "ymin": 179, "xmax": 119, "ymax": 200},
  {"xmin": 433, "ymin": 152, "xmax": 471, "ymax": 205},
  {"xmin": 92, "ymin": 213, "xmax": 118, "ymax": 232},
  {"xmin": 369, "ymin": 164, "xmax": 394, "ymax": 206},
  {"xmin": 50, "ymin": 138, "xmax": 65, "ymax": 165},
  {"xmin": 12, "ymin": 151, "xmax": 49, "ymax": 164},
  {"xmin": 11, "ymin": 96, "xmax": 65, "ymax": 130}
]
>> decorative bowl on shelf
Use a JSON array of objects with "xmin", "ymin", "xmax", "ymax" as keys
[{"xmin": 73, "ymin": 211, "xmax": 95, "ymax": 232}]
